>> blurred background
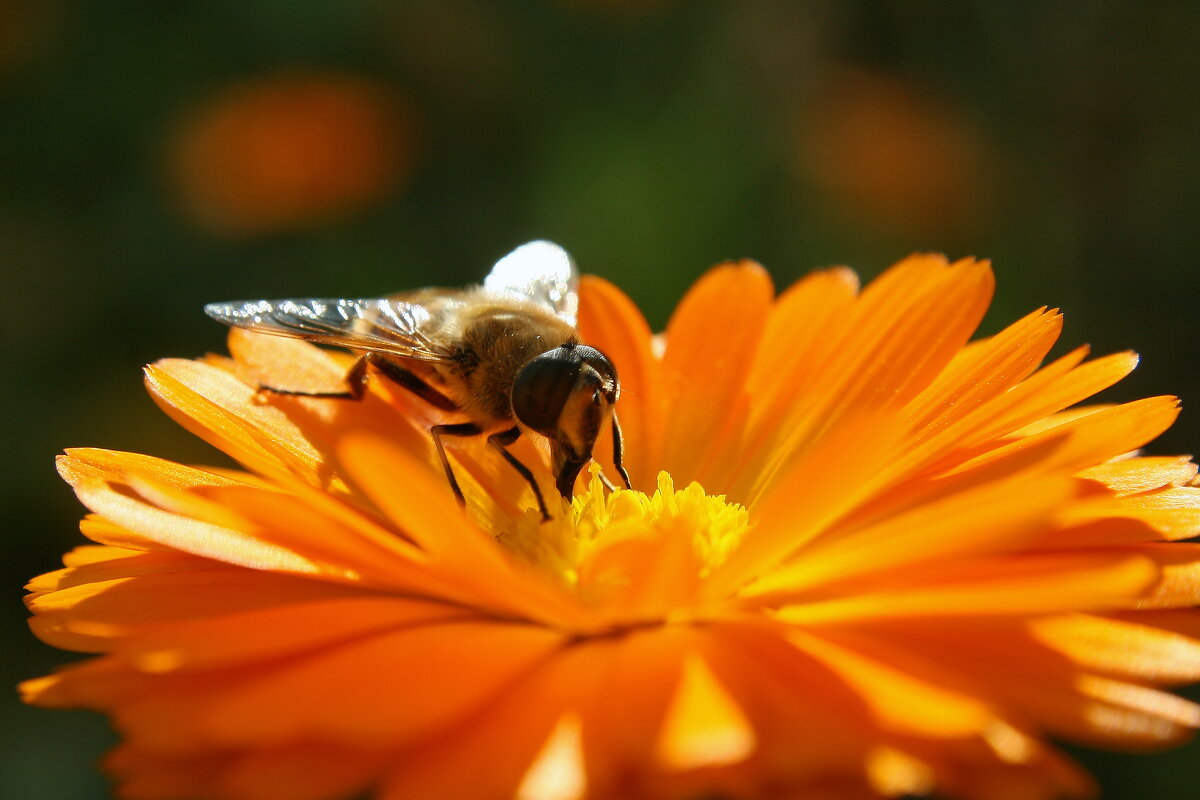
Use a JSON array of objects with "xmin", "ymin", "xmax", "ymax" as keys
[{"xmin": 4, "ymin": 1, "xmax": 1199, "ymax": 797}]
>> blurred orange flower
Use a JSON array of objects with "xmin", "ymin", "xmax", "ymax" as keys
[
  {"xmin": 798, "ymin": 69, "xmax": 991, "ymax": 236},
  {"xmin": 168, "ymin": 73, "xmax": 414, "ymax": 235},
  {"xmin": 553, "ymin": 0, "xmax": 675, "ymax": 14},
  {"xmin": 24, "ymin": 256, "xmax": 1200, "ymax": 799},
  {"xmin": 0, "ymin": 0, "xmax": 58, "ymax": 74}
]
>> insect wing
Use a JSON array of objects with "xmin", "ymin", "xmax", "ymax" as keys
[
  {"xmin": 483, "ymin": 240, "xmax": 579, "ymax": 325},
  {"xmin": 204, "ymin": 297, "xmax": 452, "ymax": 361}
]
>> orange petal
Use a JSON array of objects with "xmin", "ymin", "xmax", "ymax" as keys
[
  {"xmin": 28, "ymin": 562, "xmax": 359, "ymax": 633},
  {"xmin": 788, "ymin": 629, "xmax": 999, "ymax": 739},
  {"xmin": 117, "ymin": 596, "xmax": 471, "ymax": 673},
  {"xmin": 705, "ymin": 410, "xmax": 907, "ymax": 599},
  {"xmin": 1135, "ymin": 543, "xmax": 1200, "ymax": 608},
  {"xmin": 335, "ymin": 431, "xmax": 576, "ymax": 624},
  {"xmin": 751, "ymin": 473, "xmax": 1075, "ymax": 596},
  {"xmin": 195, "ymin": 483, "xmax": 435, "ymax": 573},
  {"xmin": 864, "ymin": 747, "xmax": 937, "ymax": 798},
  {"xmin": 837, "ymin": 617, "xmax": 1197, "ymax": 749},
  {"xmin": 215, "ymin": 744, "xmax": 382, "ymax": 800},
  {"xmin": 120, "ymin": 473, "xmax": 463, "ymax": 601},
  {"xmin": 1030, "ymin": 614, "xmax": 1200, "ymax": 685},
  {"xmin": 27, "ymin": 548, "xmax": 197, "ymax": 594},
  {"xmin": 659, "ymin": 262, "xmax": 774, "ymax": 491},
  {"xmin": 1059, "ymin": 487, "xmax": 1200, "ymax": 542},
  {"xmin": 818, "ymin": 255, "xmax": 994, "ymax": 417},
  {"xmin": 1078, "ymin": 456, "xmax": 1198, "ymax": 495},
  {"xmin": 58, "ymin": 448, "xmax": 257, "ymax": 491},
  {"xmin": 70, "ymin": 477, "xmax": 329, "ymax": 576},
  {"xmin": 956, "ymin": 351, "xmax": 1141, "ymax": 450},
  {"xmin": 145, "ymin": 359, "xmax": 336, "ymax": 487},
  {"xmin": 577, "ymin": 275, "xmax": 663, "ymax": 490},
  {"xmin": 335, "ymin": 430, "xmax": 488, "ymax": 559},
  {"xmin": 105, "ymin": 744, "xmax": 227, "ymax": 800},
  {"xmin": 74, "ymin": 514, "xmax": 169, "ymax": 552},
  {"xmin": 945, "ymin": 396, "xmax": 1181, "ymax": 480},
  {"xmin": 378, "ymin": 638, "xmax": 612, "ymax": 800},
  {"xmin": 59, "ymin": 544, "xmax": 148, "ymax": 568},
  {"xmin": 691, "ymin": 621, "xmax": 871, "ymax": 777},
  {"xmin": 745, "ymin": 257, "xmax": 995, "ymax": 503},
  {"xmin": 745, "ymin": 266, "xmax": 861, "ymax": 405},
  {"xmin": 725, "ymin": 267, "xmax": 860, "ymax": 499},
  {"xmin": 904, "ymin": 307, "xmax": 1062, "ymax": 442},
  {"xmin": 655, "ymin": 653, "xmax": 756, "ymax": 771},
  {"xmin": 772, "ymin": 552, "xmax": 1158, "ymax": 622},
  {"xmin": 1077, "ymin": 674, "xmax": 1200, "ymax": 736},
  {"xmin": 516, "ymin": 713, "xmax": 586, "ymax": 800},
  {"xmin": 576, "ymin": 629, "xmax": 689, "ymax": 796},
  {"xmin": 226, "ymin": 327, "xmax": 354, "ymax": 395},
  {"xmin": 201, "ymin": 622, "xmax": 565, "ymax": 747}
]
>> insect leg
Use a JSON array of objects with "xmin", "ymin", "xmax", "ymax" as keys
[
  {"xmin": 487, "ymin": 427, "xmax": 551, "ymax": 522},
  {"xmin": 431, "ymin": 422, "xmax": 483, "ymax": 509},
  {"xmin": 365, "ymin": 353, "xmax": 458, "ymax": 411},
  {"xmin": 256, "ymin": 355, "xmax": 370, "ymax": 400},
  {"xmin": 610, "ymin": 410, "xmax": 633, "ymax": 489},
  {"xmin": 256, "ymin": 354, "xmax": 460, "ymax": 410}
]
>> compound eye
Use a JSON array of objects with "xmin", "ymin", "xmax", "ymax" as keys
[
  {"xmin": 512, "ymin": 346, "xmax": 583, "ymax": 436},
  {"xmin": 580, "ymin": 349, "xmax": 619, "ymax": 402}
]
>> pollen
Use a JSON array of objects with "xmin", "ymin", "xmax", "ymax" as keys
[{"xmin": 501, "ymin": 468, "xmax": 749, "ymax": 607}]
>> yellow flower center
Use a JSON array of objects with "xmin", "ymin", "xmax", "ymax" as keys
[{"xmin": 500, "ymin": 469, "xmax": 748, "ymax": 613}]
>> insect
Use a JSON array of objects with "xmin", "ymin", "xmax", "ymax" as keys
[{"xmin": 205, "ymin": 241, "xmax": 631, "ymax": 520}]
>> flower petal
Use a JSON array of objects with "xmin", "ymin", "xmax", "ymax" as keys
[
  {"xmin": 378, "ymin": 638, "xmax": 610, "ymax": 800},
  {"xmin": 577, "ymin": 275, "xmax": 663, "ymax": 490},
  {"xmin": 751, "ymin": 473, "xmax": 1076, "ymax": 596},
  {"xmin": 706, "ymin": 410, "xmax": 907, "ymax": 599},
  {"xmin": 145, "ymin": 359, "xmax": 337, "ymax": 487},
  {"xmin": 117, "ymin": 596, "xmax": 472, "ymax": 674},
  {"xmin": 336, "ymin": 431, "xmax": 579, "ymax": 625},
  {"xmin": 787, "ymin": 629, "xmax": 1000, "ymax": 739},
  {"xmin": 812, "ymin": 255, "xmax": 994, "ymax": 419},
  {"xmin": 199, "ymin": 621, "xmax": 565, "ymax": 747},
  {"xmin": 1078, "ymin": 456, "xmax": 1198, "ymax": 495},
  {"xmin": 1059, "ymin": 487, "xmax": 1200, "ymax": 542},
  {"xmin": 772, "ymin": 552, "xmax": 1158, "ymax": 622},
  {"xmin": 655, "ymin": 652, "xmax": 756, "ymax": 770},
  {"xmin": 1030, "ymin": 613, "xmax": 1200, "ymax": 685},
  {"xmin": 226, "ymin": 327, "xmax": 354, "ymax": 395},
  {"xmin": 724, "ymin": 266, "xmax": 860, "ymax": 499},
  {"xmin": 215, "ymin": 744, "xmax": 383, "ymax": 800},
  {"xmin": 946, "ymin": 396, "xmax": 1181, "ymax": 479},
  {"xmin": 27, "ymin": 558, "xmax": 360, "ymax": 644},
  {"xmin": 659, "ymin": 262, "xmax": 774, "ymax": 491},
  {"xmin": 903, "ymin": 307, "xmax": 1062, "ymax": 443},
  {"xmin": 69, "ymin": 476, "xmax": 340, "ymax": 577}
]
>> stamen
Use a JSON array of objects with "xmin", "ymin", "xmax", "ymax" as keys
[{"xmin": 499, "ymin": 468, "xmax": 749, "ymax": 606}]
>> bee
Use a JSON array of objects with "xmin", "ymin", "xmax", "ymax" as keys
[{"xmin": 205, "ymin": 241, "xmax": 631, "ymax": 520}]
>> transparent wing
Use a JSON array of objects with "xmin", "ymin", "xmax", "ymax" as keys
[
  {"xmin": 483, "ymin": 240, "xmax": 579, "ymax": 325},
  {"xmin": 203, "ymin": 298, "xmax": 453, "ymax": 362}
]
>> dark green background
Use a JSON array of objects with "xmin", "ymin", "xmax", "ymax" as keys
[{"xmin": 4, "ymin": 2, "xmax": 1199, "ymax": 798}]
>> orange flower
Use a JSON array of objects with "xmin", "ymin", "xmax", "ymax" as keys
[
  {"xmin": 24, "ymin": 256, "xmax": 1200, "ymax": 800},
  {"xmin": 168, "ymin": 73, "xmax": 414, "ymax": 235},
  {"xmin": 798, "ymin": 69, "xmax": 990, "ymax": 236}
]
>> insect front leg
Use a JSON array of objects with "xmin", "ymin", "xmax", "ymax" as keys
[
  {"xmin": 255, "ymin": 353, "xmax": 461, "ymax": 411},
  {"xmin": 488, "ymin": 427, "xmax": 551, "ymax": 522},
  {"xmin": 255, "ymin": 355, "xmax": 371, "ymax": 400},
  {"xmin": 365, "ymin": 354, "xmax": 459, "ymax": 410},
  {"xmin": 610, "ymin": 411, "xmax": 633, "ymax": 490},
  {"xmin": 594, "ymin": 412, "xmax": 635, "ymax": 493},
  {"xmin": 431, "ymin": 422, "xmax": 483, "ymax": 510}
]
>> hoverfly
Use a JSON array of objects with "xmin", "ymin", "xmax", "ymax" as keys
[{"xmin": 205, "ymin": 241, "xmax": 631, "ymax": 520}]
